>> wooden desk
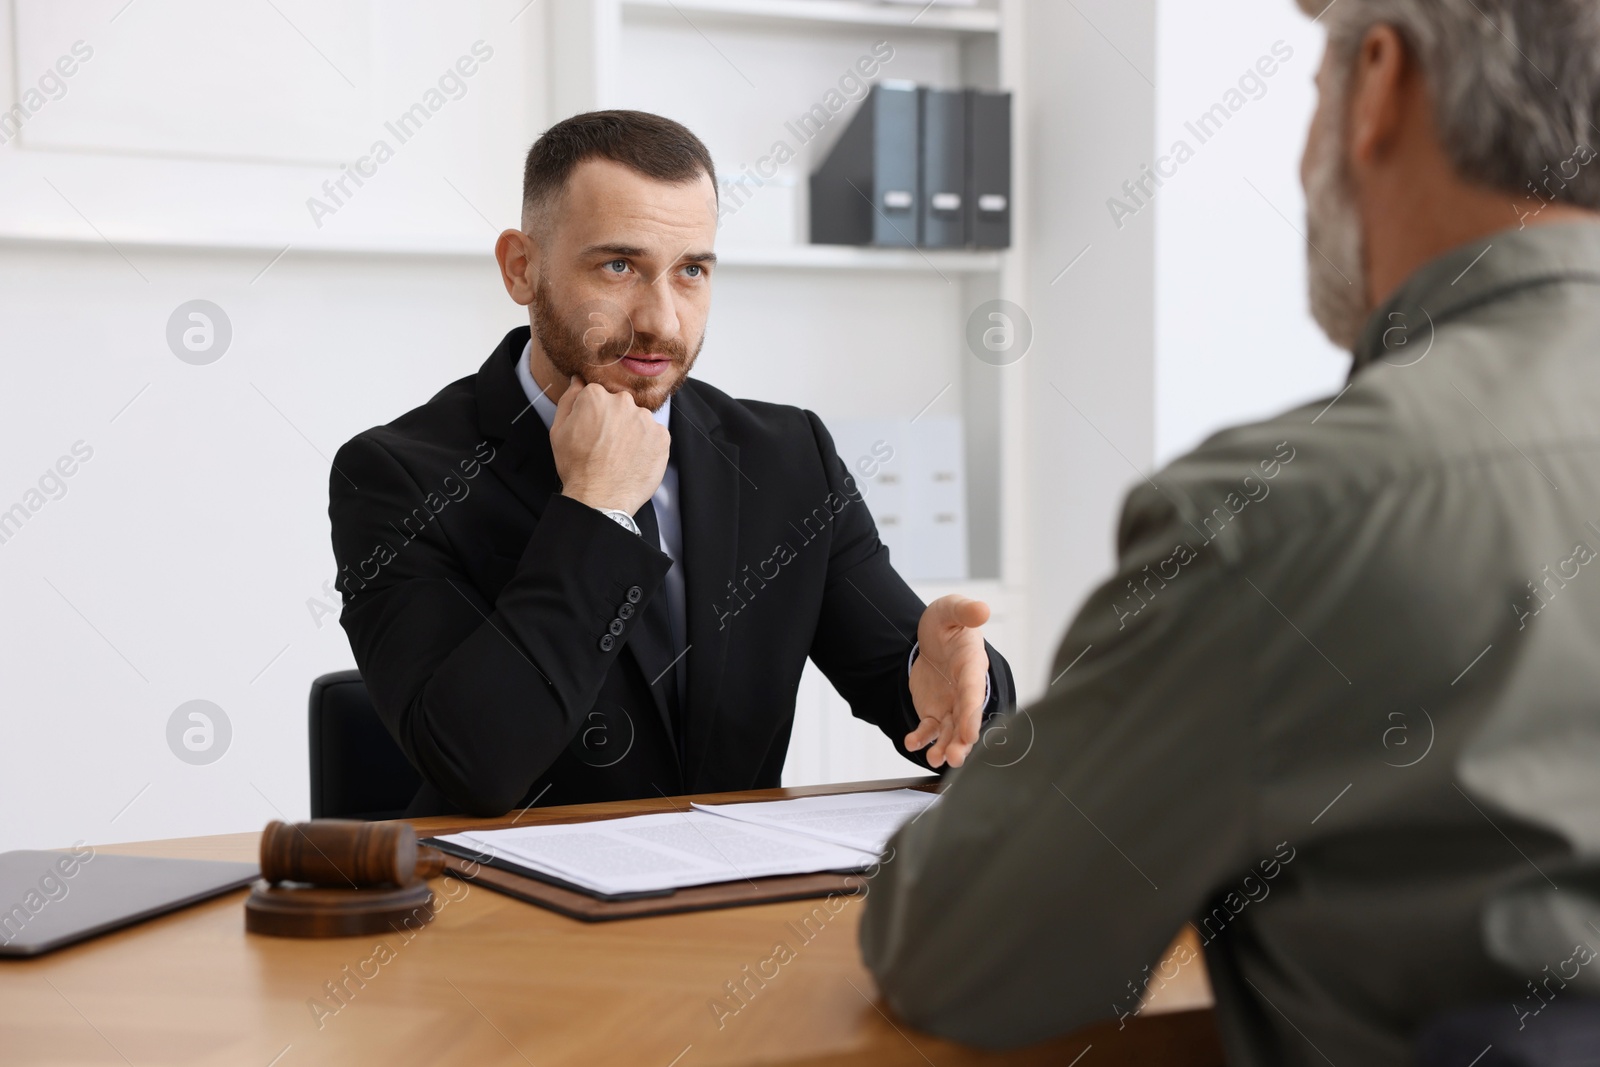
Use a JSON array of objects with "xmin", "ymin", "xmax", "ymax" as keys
[{"xmin": 0, "ymin": 778, "xmax": 1221, "ymax": 1066}]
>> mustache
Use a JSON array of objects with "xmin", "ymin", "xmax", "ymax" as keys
[{"xmin": 588, "ymin": 331, "xmax": 691, "ymax": 366}]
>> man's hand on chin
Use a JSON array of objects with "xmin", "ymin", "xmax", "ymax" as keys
[
  {"xmin": 906, "ymin": 595, "xmax": 992, "ymax": 769},
  {"xmin": 550, "ymin": 375, "xmax": 670, "ymax": 515}
]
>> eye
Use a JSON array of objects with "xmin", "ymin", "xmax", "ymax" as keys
[
  {"xmin": 604, "ymin": 259, "xmax": 629, "ymax": 274},
  {"xmin": 682, "ymin": 263, "xmax": 704, "ymax": 279}
]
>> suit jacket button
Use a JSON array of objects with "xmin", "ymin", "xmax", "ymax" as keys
[
  {"xmin": 618, "ymin": 603, "xmax": 635, "ymax": 620},
  {"xmin": 608, "ymin": 618, "xmax": 625, "ymax": 636},
  {"xmin": 599, "ymin": 634, "xmax": 615, "ymax": 652},
  {"xmin": 626, "ymin": 585, "xmax": 643, "ymax": 604}
]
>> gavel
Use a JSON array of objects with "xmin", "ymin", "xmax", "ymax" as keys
[{"xmin": 259, "ymin": 819, "xmax": 445, "ymax": 888}]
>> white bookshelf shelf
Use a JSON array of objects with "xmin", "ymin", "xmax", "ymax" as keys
[
  {"xmin": 718, "ymin": 243, "xmax": 1003, "ymax": 272},
  {"xmin": 621, "ymin": 0, "xmax": 1001, "ymax": 34},
  {"xmin": 0, "ymin": 228, "xmax": 492, "ymax": 259},
  {"xmin": 0, "ymin": 231, "xmax": 1007, "ymax": 273}
]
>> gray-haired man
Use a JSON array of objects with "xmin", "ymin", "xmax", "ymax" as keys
[{"xmin": 861, "ymin": 2, "xmax": 1600, "ymax": 1064}]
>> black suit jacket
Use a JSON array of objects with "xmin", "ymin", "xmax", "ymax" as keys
[{"xmin": 328, "ymin": 327, "xmax": 1014, "ymax": 816}]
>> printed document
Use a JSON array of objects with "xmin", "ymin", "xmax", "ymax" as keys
[
  {"xmin": 435, "ymin": 788, "xmax": 937, "ymax": 896},
  {"xmin": 692, "ymin": 788, "xmax": 938, "ymax": 853}
]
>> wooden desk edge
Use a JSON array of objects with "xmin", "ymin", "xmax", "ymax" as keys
[
  {"xmin": 72, "ymin": 774, "xmax": 1220, "ymax": 1063},
  {"xmin": 84, "ymin": 776, "xmax": 944, "ymax": 861}
]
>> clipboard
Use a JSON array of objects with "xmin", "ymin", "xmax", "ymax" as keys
[{"xmin": 423, "ymin": 836, "xmax": 868, "ymax": 922}]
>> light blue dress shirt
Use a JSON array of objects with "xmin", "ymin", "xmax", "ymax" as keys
[{"xmin": 516, "ymin": 342, "xmax": 688, "ymax": 669}]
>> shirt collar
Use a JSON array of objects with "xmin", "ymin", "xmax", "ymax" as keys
[
  {"xmin": 516, "ymin": 339, "xmax": 671, "ymax": 430},
  {"xmin": 1351, "ymin": 220, "xmax": 1600, "ymax": 376}
]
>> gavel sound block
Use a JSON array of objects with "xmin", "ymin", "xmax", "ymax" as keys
[{"xmin": 245, "ymin": 820, "xmax": 447, "ymax": 938}]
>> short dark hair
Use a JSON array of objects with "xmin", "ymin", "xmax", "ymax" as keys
[{"xmin": 521, "ymin": 110, "xmax": 717, "ymax": 231}]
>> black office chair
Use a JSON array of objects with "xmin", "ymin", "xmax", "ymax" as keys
[
  {"xmin": 308, "ymin": 670, "xmax": 423, "ymax": 820},
  {"xmin": 1417, "ymin": 999, "xmax": 1600, "ymax": 1066}
]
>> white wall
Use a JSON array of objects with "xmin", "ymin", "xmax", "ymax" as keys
[
  {"xmin": 1011, "ymin": 1, "xmax": 1353, "ymax": 694},
  {"xmin": 1017, "ymin": 0, "xmax": 1158, "ymax": 696},
  {"xmin": 1153, "ymin": 1, "xmax": 1348, "ymax": 465},
  {"xmin": 0, "ymin": 243, "xmax": 521, "ymax": 853},
  {"xmin": 0, "ymin": 0, "xmax": 542, "ymax": 853}
]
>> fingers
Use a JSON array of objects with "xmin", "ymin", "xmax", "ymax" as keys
[
  {"xmin": 905, "ymin": 682, "xmax": 954, "ymax": 767},
  {"xmin": 956, "ymin": 658, "xmax": 987, "ymax": 743},
  {"xmin": 920, "ymin": 721, "xmax": 947, "ymax": 768},
  {"xmin": 954, "ymin": 596, "xmax": 991, "ymax": 630},
  {"xmin": 937, "ymin": 594, "xmax": 989, "ymax": 629},
  {"xmin": 904, "ymin": 716, "xmax": 940, "ymax": 753},
  {"xmin": 921, "ymin": 595, "xmax": 991, "ymax": 644},
  {"xmin": 920, "ymin": 646, "xmax": 987, "ymax": 769},
  {"xmin": 935, "ymin": 681, "xmax": 984, "ymax": 769},
  {"xmin": 551, "ymin": 374, "xmax": 585, "ymax": 428},
  {"xmin": 939, "ymin": 683, "xmax": 985, "ymax": 770}
]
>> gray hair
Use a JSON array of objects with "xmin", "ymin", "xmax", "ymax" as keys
[{"xmin": 1297, "ymin": 0, "xmax": 1600, "ymax": 207}]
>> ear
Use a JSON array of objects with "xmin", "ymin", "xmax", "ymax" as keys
[
  {"xmin": 494, "ymin": 228, "xmax": 539, "ymax": 307},
  {"xmin": 1347, "ymin": 23, "xmax": 1412, "ymax": 169}
]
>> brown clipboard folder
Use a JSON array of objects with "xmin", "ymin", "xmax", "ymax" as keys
[{"xmin": 423, "ymin": 837, "xmax": 869, "ymax": 922}]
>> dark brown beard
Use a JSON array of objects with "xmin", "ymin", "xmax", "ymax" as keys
[{"xmin": 531, "ymin": 283, "xmax": 700, "ymax": 410}]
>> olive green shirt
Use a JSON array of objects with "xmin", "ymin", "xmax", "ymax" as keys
[{"xmin": 860, "ymin": 221, "xmax": 1600, "ymax": 1066}]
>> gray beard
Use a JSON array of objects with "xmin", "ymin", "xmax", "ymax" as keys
[{"xmin": 1304, "ymin": 109, "xmax": 1369, "ymax": 352}]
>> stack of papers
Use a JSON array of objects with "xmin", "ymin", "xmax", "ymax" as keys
[
  {"xmin": 435, "ymin": 788, "xmax": 937, "ymax": 898},
  {"xmin": 690, "ymin": 788, "xmax": 937, "ymax": 852}
]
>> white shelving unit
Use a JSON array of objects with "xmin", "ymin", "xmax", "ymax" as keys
[
  {"xmin": 620, "ymin": 0, "xmax": 1002, "ymax": 33},
  {"xmin": 717, "ymin": 243, "xmax": 1003, "ymax": 272},
  {"xmin": 546, "ymin": 0, "xmax": 1027, "ymax": 573},
  {"xmin": 541, "ymin": 0, "xmax": 1031, "ymax": 782}
]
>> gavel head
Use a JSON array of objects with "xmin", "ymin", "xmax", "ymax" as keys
[{"xmin": 260, "ymin": 819, "xmax": 421, "ymax": 889}]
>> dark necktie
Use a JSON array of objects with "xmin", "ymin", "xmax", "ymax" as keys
[{"xmin": 631, "ymin": 499, "xmax": 685, "ymax": 761}]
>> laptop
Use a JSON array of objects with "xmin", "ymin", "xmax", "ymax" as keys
[{"xmin": 0, "ymin": 848, "xmax": 259, "ymax": 957}]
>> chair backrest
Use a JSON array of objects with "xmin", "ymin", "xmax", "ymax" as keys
[{"xmin": 307, "ymin": 670, "xmax": 423, "ymax": 820}]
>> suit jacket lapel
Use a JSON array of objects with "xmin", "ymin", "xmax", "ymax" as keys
[
  {"xmin": 475, "ymin": 327, "xmax": 563, "ymax": 515},
  {"xmin": 475, "ymin": 327, "xmax": 676, "ymax": 750},
  {"xmin": 671, "ymin": 384, "xmax": 741, "ymax": 787}
]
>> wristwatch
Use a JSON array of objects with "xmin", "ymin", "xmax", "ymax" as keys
[{"xmin": 597, "ymin": 508, "xmax": 641, "ymax": 536}]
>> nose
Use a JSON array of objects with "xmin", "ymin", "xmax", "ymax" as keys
[{"xmin": 628, "ymin": 269, "xmax": 680, "ymax": 349}]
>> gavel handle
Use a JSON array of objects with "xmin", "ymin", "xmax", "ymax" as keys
[
  {"xmin": 260, "ymin": 820, "xmax": 446, "ymax": 888},
  {"xmin": 415, "ymin": 846, "xmax": 446, "ymax": 880}
]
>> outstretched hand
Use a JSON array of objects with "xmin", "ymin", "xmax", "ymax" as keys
[{"xmin": 906, "ymin": 595, "xmax": 992, "ymax": 768}]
